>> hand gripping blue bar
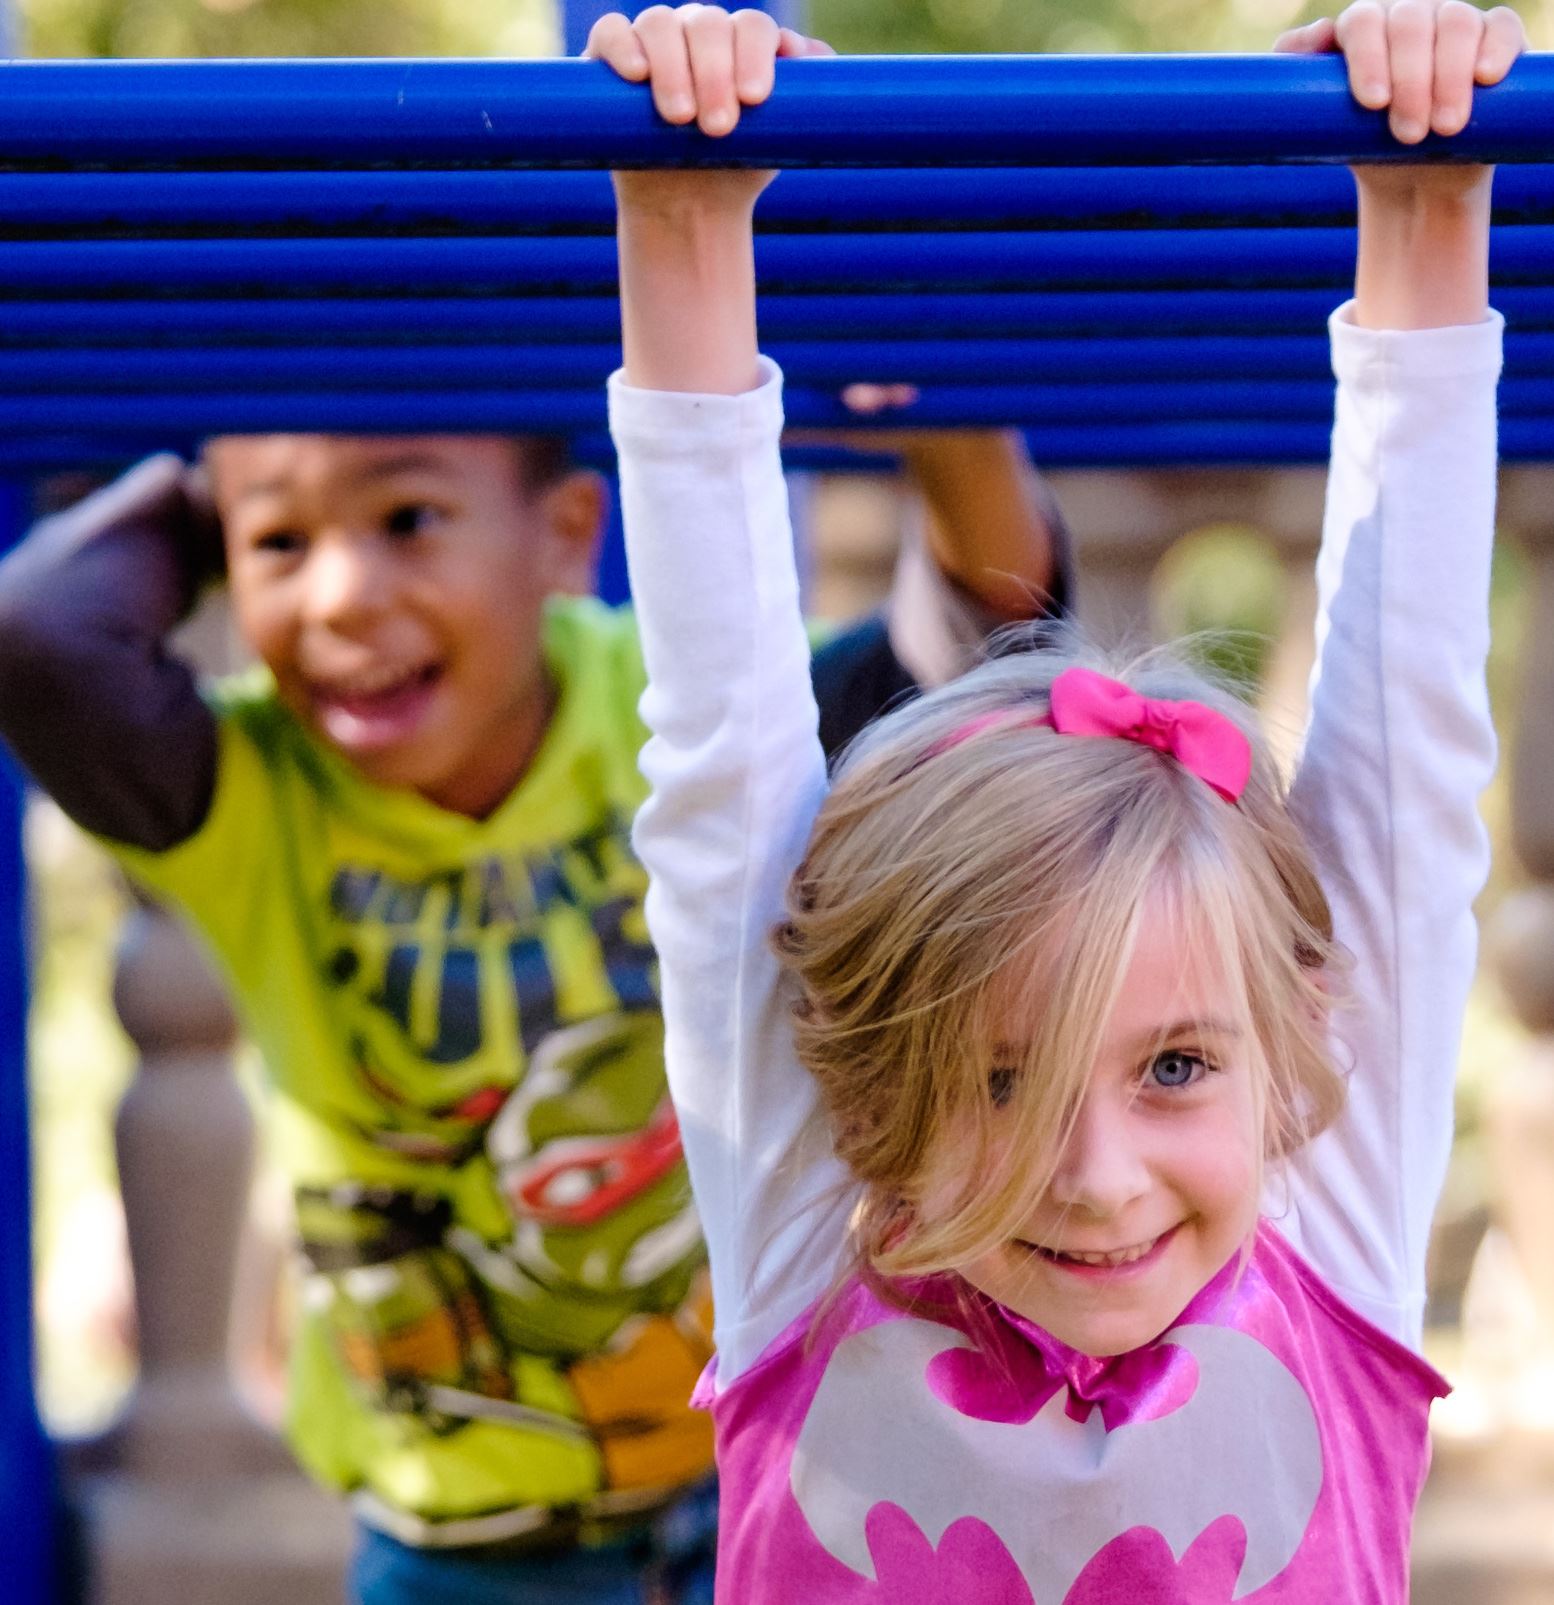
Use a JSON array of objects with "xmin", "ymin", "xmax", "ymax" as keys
[{"xmin": 0, "ymin": 54, "xmax": 1549, "ymax": 170}]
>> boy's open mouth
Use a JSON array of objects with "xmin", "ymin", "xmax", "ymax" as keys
[{"xmin": 309, "ymin": 662, "xmax": 445, "ymax": 753}]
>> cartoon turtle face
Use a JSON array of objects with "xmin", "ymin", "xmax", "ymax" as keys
[{"xmin": 484, "ymin": 1011, "xmax": 703, "ymax": 1312}]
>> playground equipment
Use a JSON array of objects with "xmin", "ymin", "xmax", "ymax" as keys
[{"xmin": 3, "ymin": 34, "xmax": 1553, "ymax": 1604}]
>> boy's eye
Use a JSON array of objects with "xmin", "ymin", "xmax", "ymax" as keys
[
  {"xmin": 384, "ymin": 502, "xmax": 442, "ymax": 538},
  {"xmin": 252, "ymin": 529, "xmax": 305, "ymax": 556},
  {"xmin": 988, "ymin": 1066, "xmax": 1017, "ymax": 1108},
  {"xmin": 1148, "ymin": 1051, "xmax": 1208, "ymax": 1091}
]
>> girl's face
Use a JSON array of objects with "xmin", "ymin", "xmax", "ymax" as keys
[{"xmin": 953, "ymin": 897, "xmax": 1261, "ymax": 1357}]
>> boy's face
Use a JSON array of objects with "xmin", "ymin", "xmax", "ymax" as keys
[{"xmin": 205, "ymin": 435, "xmax": 602, "ymax": 818}]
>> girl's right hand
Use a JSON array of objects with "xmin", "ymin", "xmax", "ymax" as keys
[{"xmin": 586, "ymin": 6, "xmax": 834, "ymax": 222}]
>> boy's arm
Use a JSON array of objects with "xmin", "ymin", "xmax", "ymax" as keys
[
  {"xmin": 1273, "ymin": 1, "xmax": 1519, "ymax": 1347},
  {"xmin": 597, "ymin": 7, "xmax": 855, "ymax": 1381},
  {"xmin": 0, "ymin": 456, "xmax": 220, "ymax": 850}
]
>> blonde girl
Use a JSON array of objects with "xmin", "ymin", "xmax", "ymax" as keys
[{"xmin": 590, "ymin": 2, "xmax": 1523, "ymax": 1598}]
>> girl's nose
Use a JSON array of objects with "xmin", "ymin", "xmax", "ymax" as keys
[{"xmin": 1046, "ymin": 1093, "xmax": 1151, "ymax": 1219}]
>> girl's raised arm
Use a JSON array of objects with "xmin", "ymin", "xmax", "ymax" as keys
[
  {"xmin": 1273, "ymin": 1, "xmax": 1519, "ymax": 1347},
  {"xmin": 597, "ymin": 8, "xmax": 856, "ymax": 1382}
]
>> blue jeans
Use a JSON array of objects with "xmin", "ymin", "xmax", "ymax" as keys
[{"xmin": 350, "ymin": 1486, "xmax": 718, "ymax": 1605}]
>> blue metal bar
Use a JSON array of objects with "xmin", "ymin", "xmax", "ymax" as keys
[
  {"xmin": 14, "ymin": 333, "xmax": 1554, "ymax": 392},
  {"xmin": 8, "ymin": 165, "xmax": 1554, "ymax": 237},
  {"xmin": 0, "ymin": 502, "xmax": 53, "ymax": 1605},
  {"xmin": 0, "ymin": 55, "xmax": 1550, "ymax": 171},
  {"xmin": 6, "ymin": 377, "xmax": 1554, "ymax": 435},
  {"xmin": 1, "ymin": 0, "xmax": 57, "ymax": 1587},
  {"xmin": 5, "ymin": 225, "xmax": 1552, "ymax": 295},
  {"xmin": 16, "ymin": 286, "xmax": 1554, "ymax": 346},
  {"xmin": 4, "ymin": 417, "xmax": 1553, "ymax": 472}
]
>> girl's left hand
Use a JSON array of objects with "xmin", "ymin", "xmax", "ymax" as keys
[{"xmin": 1275, "ymin": 1, "xmax": 1524, "ymax": 146}]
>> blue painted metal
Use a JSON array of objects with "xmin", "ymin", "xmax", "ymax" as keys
[
  {"xmin": 6, "ymin": 375, "xmax": 1554, "ymax": 437},
  {"xmin": 14, "ymin": 332, "xmax": 1554, "ymax": 393},
  {"xmin": 1, "ymin": 0, "xmax": 57, "ymax": 1588},
  {"xmin": 7, "ymin": 224, "xmax": 1553, "ymax": 295},
  {"xmin": 16, "ymin": 286, "xmax": 1554, "ymax": 347},
  {"xmin": 0, "ymin": 504, "xmax": 53, "ymax": 1605},
  {"xmin": 0, "ymin": 54, "xmax": 1550, "ymax": 170},
  {"xmin": 10, "ymin": 164, "xmax": 1554, "ymax": 237},
  {"xmin": 0, "ymin": 416, "xmax": 1550, "ymax": 472}
]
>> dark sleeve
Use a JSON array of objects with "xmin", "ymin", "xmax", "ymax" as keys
[
  {"xmin": 809, "ymin": 612, "xmax": 920, "ymax": 764},
  {"xmin": 0, "ymin": 455, "xmax": 220, "ymax": 851},
  {"xmin": 811, "ymin": 518, "xmax": 1074, "ymax": 765}
]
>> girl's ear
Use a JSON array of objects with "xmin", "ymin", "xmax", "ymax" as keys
[{"xmin": 538, "ymin": 469, "xmax": 609, "ymax": 598}]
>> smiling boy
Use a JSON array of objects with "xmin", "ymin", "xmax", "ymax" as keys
[{"xmin": 0, "ymin": 416, "xmax": 1062, "ymax": 1601}]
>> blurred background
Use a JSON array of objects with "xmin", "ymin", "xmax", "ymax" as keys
[{"xmin": 11, "ymin": 0, "xmax": 1554, "ymax": 1600}]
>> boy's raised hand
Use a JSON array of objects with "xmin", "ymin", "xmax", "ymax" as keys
[
  {"xmin": 1278, "ymin": 1, "xmax": 1525, "ymax": 328},
  {"xmin": 592, "ymin": 6, "xmax": 833, "ymax": 395}
]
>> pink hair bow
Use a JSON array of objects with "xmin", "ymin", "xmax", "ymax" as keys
[{"xmin": 1047, "ymin": 666, "xmax": 1252, "ymax": 803}]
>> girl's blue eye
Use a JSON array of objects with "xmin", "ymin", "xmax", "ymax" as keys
[{"xmin": 1149, "ymin": 1051, "xmax": 1206, "ymax": 1090}]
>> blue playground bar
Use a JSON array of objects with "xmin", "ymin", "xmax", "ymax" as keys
[{"xmin": 0, "ymin": 54, "xmax": 1551, "ymax": 168}]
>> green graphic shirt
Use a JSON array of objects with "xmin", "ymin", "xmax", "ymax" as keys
[{"xmin": 109, "ymin": 597, "xmax": 715, "ymax": 1545}]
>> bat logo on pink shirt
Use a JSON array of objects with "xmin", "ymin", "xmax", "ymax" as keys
[{"xmin": 790, "ymin": 1318, "xmax": 1323, "ymax": 1602}]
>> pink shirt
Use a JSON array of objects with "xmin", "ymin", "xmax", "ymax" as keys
[
  {"xmin": 703, "ymin": 1226, "xmax": 1445, "ymax": 1603},
  {"xmin": 610, "ymin": 308, "xmax": 1502, "ymax": 1603}
]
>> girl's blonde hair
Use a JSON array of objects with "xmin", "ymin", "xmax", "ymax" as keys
[{"xmin": 775, "ymin": 628, "xmax": 1344, "ymax": 1297}]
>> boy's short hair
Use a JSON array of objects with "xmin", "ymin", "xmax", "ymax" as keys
[{"xmin": 513, "ymin": 434, "xmax": 574, "ymax": 492}]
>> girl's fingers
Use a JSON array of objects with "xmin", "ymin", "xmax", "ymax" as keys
[
  {"xmin": 1431, "ymin": 1, "xmax": 1485, "ymax": 134},
  {"xmin": 682, "ymin": 5, "xmax": 742, "ymax": 135},
  {"xmin": 1335, "ymin": 2, "xmax": 1392, "ymax": 109},
  {"xmin": 732, "ymin": 6, "xmax": 782, "ymax": 105},
  {"xmin": 583, "ymin": 11, "xmax": 650, "ymax": 78},
  {"xmin": 777, "ymin": 26, "xmax": 836, "ymax": 58},
  {"xmin": 632, "ymin": 4, "xmax": 699, "ymax": 124},
  {"xmin": 1273, "ymin": 17, "xmax": 1339, "ymax": 54},
  {"xmin": 1475, "ymin": 5, "xmax": 1527, "ymax": 84},
  {"xmin": 1383, "ymin": 0, "xmax": 1436, "ymax": 141}
]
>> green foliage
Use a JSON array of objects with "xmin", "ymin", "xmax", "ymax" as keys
[
  {"xmin": 808, "ymin": 0, "xmax": 1548, "ymax": 55},
  {"xmin": 18, "ymin": 0, "xmax": 555, "ymax": 60},
  {"xmin": 1151, "ymin": 523, "xmax": 1285, "ymax": 693}
]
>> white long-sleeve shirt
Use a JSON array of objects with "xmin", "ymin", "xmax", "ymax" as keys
[{"xmin": 610, "ymin": 311, "xmax": 1500, "ymax": 1604}]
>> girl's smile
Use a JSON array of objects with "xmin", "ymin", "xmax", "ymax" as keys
[{"xmin": 1017, "ymin": 1223, "xmax": 1182, "ymax": 1276}]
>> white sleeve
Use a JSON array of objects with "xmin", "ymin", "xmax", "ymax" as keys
[
  {"xmin": 1273, "ymin": 306, "xmax": 1502, "ymax": 1350},
  {"xmin": 610, "ymin": 360, "xmax": 856, "ymax": 1383}
]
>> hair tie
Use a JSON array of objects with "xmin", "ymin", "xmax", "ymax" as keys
[{"xmin": 920, "ymin": 667, "xmax": 1252, "ymax": 804}]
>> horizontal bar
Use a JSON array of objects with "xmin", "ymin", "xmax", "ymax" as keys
[
  {"xmin": 13, "ymin": 334, "xmax": 1554, "ymax": 393},
  {"xmin": 6, "ymin": 225, "xmax": 1552, "ymax": 296},
  {"xmin": 7, "ymin": 419, "xmax": 1554, "ymax": 473},
  {"xmin": 14, "ymin": 287, "xmax": 1554, "ymax": 348},
  {"xmin": 0, "ymin": 290, "xmax": 1364, "ymax": 347},
  {"xmin": 6, "ymin": 166, "xmax": 1554, "ymax": 240},
  {"xmin": 7, "ymin": 378, "xmax": 1554, "ymax": 436},
  {"xmin": 0, "ymin": 55, "xmax": 1549, "ymax": 171}
]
